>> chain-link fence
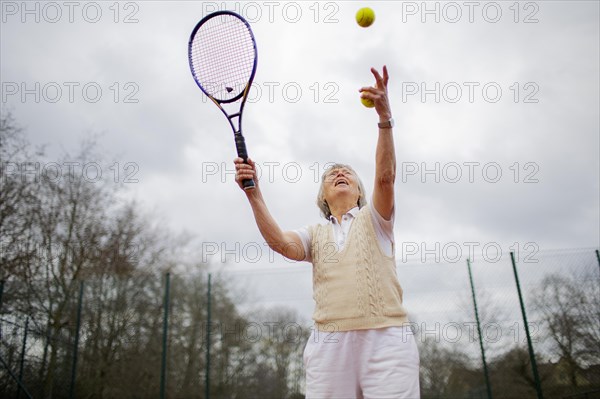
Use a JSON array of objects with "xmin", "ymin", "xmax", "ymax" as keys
[{"xmin": 1, "ymin": 248, "xmax": 599, "ymax": 398}]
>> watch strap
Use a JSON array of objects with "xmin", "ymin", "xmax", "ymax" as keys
[{"xmin": 378, "ymin": 118, "xmax": 394, "ymax": 129}]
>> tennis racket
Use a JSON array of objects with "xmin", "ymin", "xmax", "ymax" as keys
[{"xmin": 188, "ymin": 11, "xmax": 257, "ymax": 190}]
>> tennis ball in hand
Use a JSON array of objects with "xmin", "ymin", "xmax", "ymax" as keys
[
  {"xmin": 361, "ymin": 96, "xmax": 375, "ymax": 108},
  {"xmin": 356, "ymin": 7, "xmax": 375, "ymax": 28}
]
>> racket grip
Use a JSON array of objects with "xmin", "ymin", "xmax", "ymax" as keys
[
  {"xmin": 235, "ymin": 133, "xmax": 255, "ymax": 190},
  {"xmin": 242, "ymin": 178, "xmax": 255, "ymax": 190}
]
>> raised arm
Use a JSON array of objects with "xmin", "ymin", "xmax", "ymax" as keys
[
  {"xmin": 234, "ymin": 158, "xmax": 306, "ymax": 261},
  {"xmin": 359, "ymin": 66, "xmax": 395, "ymax": 221}
]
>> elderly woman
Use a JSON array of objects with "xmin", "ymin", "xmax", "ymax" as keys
[{"xmin": 234, "ymin": 66, "xmax": 420, "ymax": 399}]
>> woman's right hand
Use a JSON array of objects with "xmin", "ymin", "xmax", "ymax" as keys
[{"xmin": 234, "ymin": 157, "xmax": 259, "ymax": 192}]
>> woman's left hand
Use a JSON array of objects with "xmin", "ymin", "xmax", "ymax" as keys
[{"xmin": 359, "ymin": 65, "xmax": 392, "ymax": 122}]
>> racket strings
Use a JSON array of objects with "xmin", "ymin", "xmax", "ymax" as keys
[{"xmin": 190, "ymin": 15, "xmax": 256, "ymax": 101}]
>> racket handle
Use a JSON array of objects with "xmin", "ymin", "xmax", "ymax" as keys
[
  {"xmin": 242, "ymin": 178, "xmax": 255, "ymax": 190},
  {"xmin": 235, "ymin": 133, "xmax": 255, "ymax": 190}
]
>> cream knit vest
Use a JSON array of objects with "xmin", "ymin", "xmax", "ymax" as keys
[{"xmin": 309, "ymin": 206, "xmax": 409, "ymax": 332}]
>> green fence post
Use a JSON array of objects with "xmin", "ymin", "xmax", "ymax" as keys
[
  {"xmin": 160, "ymin": 272, "xmax": 171, "ymax": 399},
  {"xmin": 467, "ymin": 258, "xmax": 493, "ymax": 399},
  {"xmin": 510, "ymin": 251, "xmax": 543, "ymax": 399},
  {"xmin": 16, "ymin": 317, "xmax": 29, "ymax": 399},
  {"xmin": 0, "ymin": 279, "xmax": 4, "ymax": 311},
  {"xmin": 205, "ymin": 273, "xmax": 211, "ymax": 399},
  {"xmin": 69, "ymin": 281, "xmax": 84, "ymax": 399}
]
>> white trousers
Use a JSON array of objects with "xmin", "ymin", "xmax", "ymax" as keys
[{"xmin": 303, "ymin": 326, "xmax": 420, "ymax": 399}]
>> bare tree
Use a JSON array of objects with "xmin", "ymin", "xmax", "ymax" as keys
[
  {"xmin": 488, "ymin": 346, "xmax": 541, "ymax": 398},
  {"xmin": 0, "ymin": 111, "xmax": 41, "ymax": 295},
  {"xmin": 532, "ymin": 273, "xmax": 600, "ymax": 387},
  {"xmin": 1, "ymin": 115, "xmax": 324, "ymax": 399}
]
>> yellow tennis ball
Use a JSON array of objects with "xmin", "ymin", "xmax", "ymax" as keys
[
  {"xmin": 356, "ymin": 7, "xmax": 375, "ymax": 28},
  {"xmin": 361, "ymin": 96, "xmax": 375, "ymax": 108}
]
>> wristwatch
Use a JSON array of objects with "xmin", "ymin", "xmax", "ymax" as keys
[{"xmin": 378, "ymin": 118, "xmax": 394, "ymax": 129}]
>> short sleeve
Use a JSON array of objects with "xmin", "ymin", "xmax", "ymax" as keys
[
  {"xmin": 293, "ymin": 226, "xmax": 312, "ymax": 262},
  {"xmin": 369, "ymin": 202, "xmax": 395, "ymax": 255}
]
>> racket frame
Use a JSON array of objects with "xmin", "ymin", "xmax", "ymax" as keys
[{"xmin": 188, "ymin": 10, "xmax": 258, "ymax": 190}]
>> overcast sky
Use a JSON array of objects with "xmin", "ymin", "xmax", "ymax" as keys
[{"xmin": 2, "ymin": 1, "xmax": 599, "ymax": 331}]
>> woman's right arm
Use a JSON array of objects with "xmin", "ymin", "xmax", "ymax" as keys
[{"xmin": 234, "ymin": 157, "xmax": 306, "ymax": 261}]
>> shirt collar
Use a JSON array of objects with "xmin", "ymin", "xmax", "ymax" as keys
[{"xmin": 329, "ymin": 206, "xmax": 360, "ymax": 223}]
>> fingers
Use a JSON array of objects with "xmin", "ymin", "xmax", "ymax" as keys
[
  {"xmin": 383, "ymin": 65, "xmax": 389, "ymax": 87},
  {"xmin": 360, "ymin": 66, "xmax": 392, "ymax": 119},
  {"xmin": 360, "ymin": 65, "xmax": 389, "ymax": 96},
  {"xmin": 359, "ymin": 87, "xmax": 381, "ymax": 102},
  {"xmin": 234, "ymin": 158, "xmax": 254, "ymax": 172},
  {"xmin": 234, "ymin": 157, "xmax": 254, "ymax": 167},
  {"xmin": 371, "ymin": 67, "xmax": 383, "ymax": 89},
  {"xmin": 234, "ymin": 157, "xmax": 257, "ymax": 186},
  {"xmin": 359, "ymin": 84, "xmax": 385, "ymax": 102},
  {"xmin": 369, "ymin": 65, "xmax": 389, "ymax": 90}
]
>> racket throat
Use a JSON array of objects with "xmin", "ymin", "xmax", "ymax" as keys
[{"xmin": 227, "ymin": 112, "xmax": 243, "ymax": 134}]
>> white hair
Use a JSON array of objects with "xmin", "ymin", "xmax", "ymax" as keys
[{"xmin": 316, "ymin": 163, "xmax": 367, "ymax": 219}]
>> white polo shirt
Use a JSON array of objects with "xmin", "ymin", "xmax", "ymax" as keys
[{"xmin": 294, "ymin": 202, "xmax": 394, "ymax": 263}]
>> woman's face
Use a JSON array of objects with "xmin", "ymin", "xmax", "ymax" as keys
[{"xmin": 322, "ymin": 166, "xmax": 361, "ymax": 207}]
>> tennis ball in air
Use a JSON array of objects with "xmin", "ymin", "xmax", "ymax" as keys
[
  {"xmin": 356, "ymin": 7, "xmax": 375, "ymax": 28},
  {"xmin": 361, "ymin": 96, "xmax": 375, "ymax": 108}
]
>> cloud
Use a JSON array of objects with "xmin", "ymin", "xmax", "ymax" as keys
[{"xmin": 2, "ymin": 1, "xmax": 598, "ymax": 323}]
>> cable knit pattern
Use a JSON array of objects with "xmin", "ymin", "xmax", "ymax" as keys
[
  {"xmin": 310, "ymin": 206, "xmax": 409, "ymax": 332},
  {"xmin": 357, "ymin": 217, "xmax": 378, "ymax": 316},
  {"xmin": 361, "ymin": 206, "xmax": 387, "ymax": 316},
  {"xmin": 309, "ymin": 224, "xmax": 330, "ymax": 323}
]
